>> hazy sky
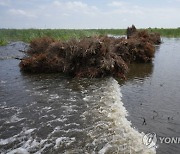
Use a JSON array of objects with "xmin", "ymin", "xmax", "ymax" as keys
[{"xmin": 0, "ymin": 0, "xmax": 180, "ymax": 29}]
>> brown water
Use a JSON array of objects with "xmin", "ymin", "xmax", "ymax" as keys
[{"xmin": 0, "ymin": 38, "xmax": 180, "ymax": 154}]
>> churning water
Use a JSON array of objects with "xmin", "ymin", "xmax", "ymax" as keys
[{"xmin": 0, "ymin": 38, "xmax": 180, "ymax": 154}]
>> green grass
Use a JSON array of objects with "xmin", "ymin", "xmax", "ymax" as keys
[
  {"xmin": 147, "ymin": 28, "xmax": 180, "ymax": 38},
  {"xmin": 0, "ymin": 28, "xmax": 180, "ymax": 46},
  {"xmin": 0, "ymin": 29, "xmax": 126, "ymax": 45},
  {"xmin": 0, "ymin": 39, "xmax": 8, "ymax": 46}
]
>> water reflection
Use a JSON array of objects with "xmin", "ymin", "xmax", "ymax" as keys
[
  {"xmin": 126, "ymin": 63, "xmax": 153, "ymax": 81},
  {"xmin": 120, "ymin": 38, "xmax": 180, "ymax": 154}
]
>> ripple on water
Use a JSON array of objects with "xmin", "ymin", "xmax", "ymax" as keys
[{"xmin": 0, "ymin": 65, "xmax": 155, "ymax": 154}]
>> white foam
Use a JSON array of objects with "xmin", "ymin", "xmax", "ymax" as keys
[
  {"xmin": 0, "ymin": 128, "xmax": 36, "ymax": 146},
  {"xmin": 7, "ymin": 147, "xmax": 29, "ymax": 154},
  {"xmin": 54, "ymin": 137, "xmax": 67, "ymax": 149},
  {"xmin": 1, "ymin": 78, "xmax": 156, "ymax": 153},
  {"xmin": 81, "ymin": 78, "xmax": 156, "ymax": 153},
  {"xmin": 61, "ymin": 105, "xmax": 78, "ymax": 113},
  {"xmin": 67, "ymin": 97, "xmax": 77, "ymax": 102},
  {"xmin": 43, "ymin": 107, "xmax": 52, "ymax": 110},
  {"xmin": 34, "ymin": 91, "xmax": 43, "ymax": 96},
  {"xmin": 98, "ymin": 143, "xmax": 112, "ymax": 154},
  {"xmin": 54, "ymin": 137, "xmax": 76, "ymax": 149},
  {"xmin": 64, "ymin": 123, "xmax": 80, "ymax": 127},
  {"xmin": 47, "ymin": 117, "xmax": 67, "ymax": 124},
  {"xmin": 95, "ymin": 78, "xmax": 156, "ymax": 153},
  {"xmin": 24, "ymin": 128, "xmax": 36, "ymax": 135},
  {"xmin": 0, "ymin": 128, "xmax": 54, "ymax": 154},
  {"xmin": 6, "ymin": 115, "xmax": 25, "ymax": 123},
  {"xmin": 49, "ymin": 94, "xmax": 60, "ymax": 100},
  {"xmin": 0, "ymin": 138, "xmax": 16, "ymax": 146},
  {"xmin": 83, "ymin": 96, "xmax": 92, "ymax": 101}
]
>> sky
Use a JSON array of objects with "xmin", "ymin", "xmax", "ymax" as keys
[{"xmin": 0, "ymin": 0, "xmax": 180, "ymax": 29}]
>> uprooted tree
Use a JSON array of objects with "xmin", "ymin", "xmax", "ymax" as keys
[{"xmin": 19, "ymin": 25, "xmax": 161, "ymax": 78}]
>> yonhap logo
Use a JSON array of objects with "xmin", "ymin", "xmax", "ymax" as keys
[
  {"xmin": 142, "ymin": 132, "xmax": 157, "ymax": 148},
  {"xmin": 143, "ymin": 132, "xmax": 180, "ymax": 148}
]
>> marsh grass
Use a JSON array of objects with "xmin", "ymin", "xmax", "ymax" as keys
[
  {"xmin": 147, "ymin": 28, "xmax": 180, "ymax": 38},
  {"xmin": 0, "ymin": 29, "xmax": 126, "ymax": 45},
  {"xmin": 0, "ymin": 39, "xmax": 8, "ymax": 46},
  {"xmin": 0, "ymin": 28, "xmax": 180, "ymax": 46}
]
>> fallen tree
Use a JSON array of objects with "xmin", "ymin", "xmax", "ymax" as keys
[{"xmin": 19, "ymin": 25, "xmax": 161, "ymax": 78}]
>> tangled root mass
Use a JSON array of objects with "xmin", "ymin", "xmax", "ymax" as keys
[{"xmin": 20, "ymin": 25, "xmax": 161, "ymax": 78}]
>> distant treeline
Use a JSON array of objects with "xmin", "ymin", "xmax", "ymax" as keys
[{"xmin": 0, "ymin": 28, "xmax": 180, "ymax": 45}]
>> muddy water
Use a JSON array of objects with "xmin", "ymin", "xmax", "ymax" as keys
[{"xmin": 0, "ymin": 38, "xmax": 180, "ymax": 154}]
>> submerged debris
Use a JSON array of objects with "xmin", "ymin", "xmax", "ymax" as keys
[{"xmin": 19, "ymin": 25, "xmax": 161, "ymax": 78}]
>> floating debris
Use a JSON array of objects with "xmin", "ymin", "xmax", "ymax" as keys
[{"xmin": 19, "ymin": 25, "xmax": 161, "ymax": 78}]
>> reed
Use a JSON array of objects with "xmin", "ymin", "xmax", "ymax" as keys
[
  {"xmin": 0, "ymin": 29, "xmax": 126, "ymax": 45},
  {"xmin": 147, "ymin": 28, "xmax": 180, "ymax": 38},
  {"xmin": 0, "ymin": 28, "xmax": 179, "ymax": 46}
]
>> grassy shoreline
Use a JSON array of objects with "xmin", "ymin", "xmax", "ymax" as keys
[{"xmin": 0, "ymin": 28, "xmax": 180, "ymax": 46}]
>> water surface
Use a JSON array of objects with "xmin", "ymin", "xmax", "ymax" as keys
[
  {"xmin": 119, "ymin": 38, "xmax": 180, "ymax": 154},
  {"xmin": 0, "ymin": 38, "xmax": 180, "ymax": 154}
]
